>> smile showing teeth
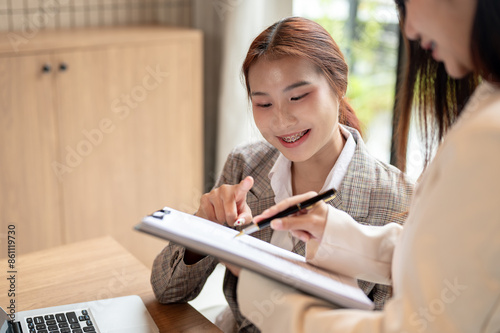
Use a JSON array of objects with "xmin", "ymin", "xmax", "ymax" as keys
[{"xmin": 281, "ymin": 130, "xmax": 308, "ymax": 143}]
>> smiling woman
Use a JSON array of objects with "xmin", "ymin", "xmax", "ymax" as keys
[
  {"xmin": 248, "ymin": 56, "xmax": 344, "ymax": 181},
  {"xmin": 242, "ymin": 17, "xmax": 362, "ymax": 137},
  {"xmin": 150, "ymin": 16, "xmax": 414, "ymax": 333},
  {"xmin": 403, "ymin": 0, "xmax": 476, "ymax": 78}
]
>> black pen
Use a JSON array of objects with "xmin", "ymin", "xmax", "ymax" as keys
[{"xmin": 234, "ymin": 188, "xmax": 337, "ymax": 238}]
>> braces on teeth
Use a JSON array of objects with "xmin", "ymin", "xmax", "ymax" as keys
[{"xmin": 282, "ymin": 130, "xmax": 307, "ymax": 143}]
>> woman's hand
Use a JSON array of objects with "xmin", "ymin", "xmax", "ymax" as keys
[
  {"xmin": 196, "ymin": 176, "xmax": 254, "ymax": 226},
  {"xmin": 254, "ymin": 191, "xmax": 329, "ymax": 242},
  {"xmin": 185, "ymin": 176, "xmax": 254, "ymax": 265}
]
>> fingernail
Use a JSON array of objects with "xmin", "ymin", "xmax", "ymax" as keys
[
  {"xmin": 234, "ymin": 218, "xmax": 245, "ymax": 226},
  {"xmin": 270, "ymin": 219, "xmax": 282, "ymax": 229}
]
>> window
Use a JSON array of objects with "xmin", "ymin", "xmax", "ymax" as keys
[{"xmin": 294, "ymin": 0, "xmax": 402, "ymax": 167}]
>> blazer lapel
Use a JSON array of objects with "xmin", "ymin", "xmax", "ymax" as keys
[{"xmin": 337, "ymin": 129, "xmax": 375, "ymax": 220}]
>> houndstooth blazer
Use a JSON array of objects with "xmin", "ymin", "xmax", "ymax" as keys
[{"xmin": 151, "ymin": 127, "xmax": 414, "ymax": 333}]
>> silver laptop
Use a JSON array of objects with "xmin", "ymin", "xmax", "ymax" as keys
[{"xmin": 0, "ymin": 295, "xmax": 158, "ymax": 333}]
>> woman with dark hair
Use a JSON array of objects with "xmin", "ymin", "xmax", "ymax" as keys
[
  {"xmin": 151, "ymin": 17, "xmax": 413, "ymax": 332},
  {"xmin": 236, "ymin": 1, "xmax": 500, "ymax": 332}
]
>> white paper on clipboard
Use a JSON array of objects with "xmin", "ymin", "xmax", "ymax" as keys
[{"xmin": 135, "ymin": 207, "xmax": 374, "ymax": 310}]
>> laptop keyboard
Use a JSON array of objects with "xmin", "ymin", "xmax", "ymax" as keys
[{"xmin": 25, "ymin": 309, "xmax": 97, "ymax": 333}]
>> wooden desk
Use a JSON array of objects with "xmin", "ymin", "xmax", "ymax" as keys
[{"xmin": 0, "ymin": 237, "xmax": 221, "ymax": 332}]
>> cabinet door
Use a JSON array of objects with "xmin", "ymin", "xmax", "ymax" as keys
[
  {"xmin": 0, "ymin": 54, "xmax": 63, "ymax": 256},
  {"xmin": 54, "ymin": 38, "xmax": 203, "ymax": 266}
]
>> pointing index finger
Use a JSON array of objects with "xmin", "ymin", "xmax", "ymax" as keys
[{"xmin": 234, "ymin": 176, "xmax": 254, "ymax": 202}]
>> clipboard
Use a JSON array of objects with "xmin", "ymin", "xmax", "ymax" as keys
[{"xmin": 135, "ymin": 206, "xmax": 374, "ymax": 310}]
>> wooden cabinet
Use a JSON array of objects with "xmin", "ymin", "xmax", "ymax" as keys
[
  {"xmin": 0, "ymin": 53, "xmax": 63, "ymax": 254},
  {"xmin": 0, "ymin": 27, "xmax": 203, "ymax": 266}
]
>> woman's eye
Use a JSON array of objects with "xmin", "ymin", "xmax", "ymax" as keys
[
  {"xmin": 291, "ymin": 93, "xmax": 308, "ymax": 101},
  {"xmin": 257, "ymin": 103, "xmax": 272, "ymax": 108}
]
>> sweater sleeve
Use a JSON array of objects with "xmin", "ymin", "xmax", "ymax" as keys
[
  {"xmin": 237, "ymin": 269, "xmax": 386, "ymax": 333},
  {"xmin": 306, "ymin": 206, "xmax": 402, "ymax": 285}
]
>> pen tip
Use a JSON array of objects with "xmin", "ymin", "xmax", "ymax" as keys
[{"xmin": 233, "ymin": 231, "xmax": 244, "ymax": 238}]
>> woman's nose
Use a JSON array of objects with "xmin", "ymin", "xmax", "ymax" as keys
[
  {"xmin": 404, "ymin": 11, "xmax": 419, "ymax": 41},
  {"xmin": 272, "ymin": 106, "xmax": 297, "ymax": 129}
]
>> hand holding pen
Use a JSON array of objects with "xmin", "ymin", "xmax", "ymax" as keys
[{"xmin": 235, "ymin": 189, "xmax": 337, "ymax": 242}]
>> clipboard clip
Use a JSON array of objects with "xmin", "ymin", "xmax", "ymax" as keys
[{"xmin": 150, "ymin": 207, "xmax": 171, "ymax": 219}]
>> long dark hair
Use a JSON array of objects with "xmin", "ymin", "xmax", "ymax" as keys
[
  {"xmin": 393, "ymin": 0, "xmax": 500, "ymax": 171},
  {"xmin": 242, "ymin": 17, "xmax": 363, "ymax": 135}
]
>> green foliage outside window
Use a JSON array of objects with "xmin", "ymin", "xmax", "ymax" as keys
[{"xmin": 297, "ymin": 0, "xmax": 399, "ymax": 135}]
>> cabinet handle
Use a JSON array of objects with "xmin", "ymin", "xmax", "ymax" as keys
[
  {"xmin": 42, "ymin": 64, "xmax": 51, "ymax": 73},
  {"xmin": 59, "ymin": 63, "xmax": 68, "ymax": 72}
]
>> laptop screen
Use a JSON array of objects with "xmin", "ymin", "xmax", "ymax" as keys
[{"xmin": 0, "ymin": 307, "xmax": 13, "ymax": 333}]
